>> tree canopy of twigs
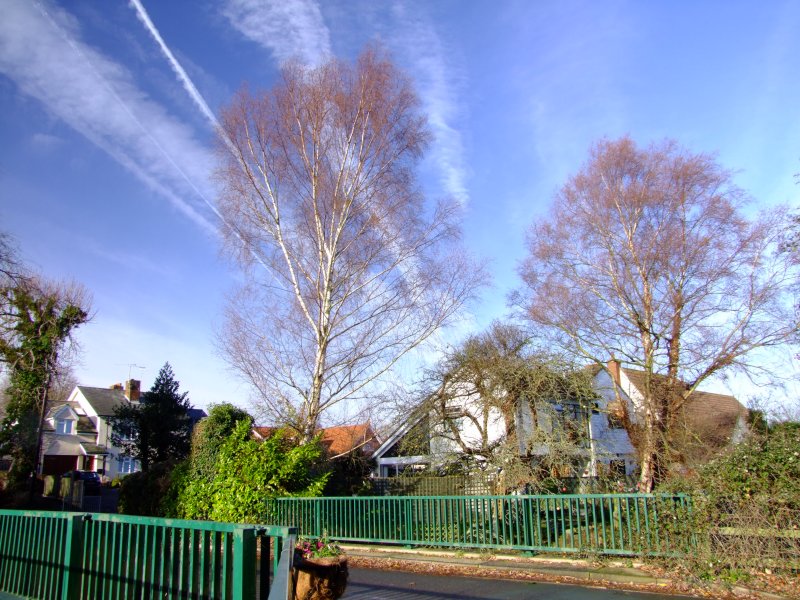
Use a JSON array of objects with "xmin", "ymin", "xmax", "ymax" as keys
[
  {"xmin": 408, "ymin": 321, "xmax": 598, "ymax": 489},
  {"xmin": 216, "ymin": 47, "xmax": 484, "ymax": 440},
  {"xmin": 516, "ymin": 137, "xmax": 798, "ymax": 491}
]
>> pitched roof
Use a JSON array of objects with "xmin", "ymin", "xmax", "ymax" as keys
[
  {"xmin": 619, "ymin": 367, "xmax": 747, "ymax": 419},
  {"xmin": 319, "ymin": 424, "xmax": 379, "ymax": 456},
  {"xmin": 252, "ymin": 423, "xmax": 379, "ymax": 457},
  {"xmin": 187, "ymin": 408, "xmax": 207, "ymax": 424},
  {"xmin": 616, "ymin": 366, "xmax": 749, "ymax": 462},
  {"xmin": 43, "ymin": 401, "xmax": 97, "ymax": 433},
  {"xmin": 76, "ymin": 386, "xmax": 129, "ymax": 416},
  {"xmin": 80, "ymin": 442, "xmax": 109, "ymax": 455}
]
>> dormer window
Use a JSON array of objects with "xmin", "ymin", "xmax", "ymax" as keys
[{"xmin": 55, "ymin": 419, "xmax": 73, "ymax": 435}]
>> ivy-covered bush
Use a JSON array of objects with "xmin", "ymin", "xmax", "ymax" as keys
[
  {"xmin": 119, "ymin": 402, "xmax": 329, "ymax": 520},
  {"xmin": 189, "ymin": 402, "xmax": 251, "ymax": 481},
  {"xmin": 700, "ymin": 422, "xmax": 800, "ymax": 512},
  {"xmin": 171, "ymin": 420, "xmax": 329, "ymax": 523},
  {"xmin": 658, "ymin": 421, "xmax": 800, "ymax": 589}
]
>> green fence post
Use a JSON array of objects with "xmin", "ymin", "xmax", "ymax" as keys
[
  {"xmin": 61, "ymin": 514, "xmax": 87, "ymax": 600},
  {"xmin": 232, "ymin": 527, "xmax": 257, "ymax": 600}
]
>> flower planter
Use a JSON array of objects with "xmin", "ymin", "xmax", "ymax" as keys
[{"xmin": 291, "ymin": 552, "xmax": 348, "ymax": 600}]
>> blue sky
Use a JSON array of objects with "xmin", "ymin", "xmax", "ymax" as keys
[{"xmin": 0, "ymin": 0, "xmax": 798, "ymax": 413}]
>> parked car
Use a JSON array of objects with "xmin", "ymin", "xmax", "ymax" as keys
[{"xmin": 64, "ymin": 470, "xmax": 102, "ymax": 495}]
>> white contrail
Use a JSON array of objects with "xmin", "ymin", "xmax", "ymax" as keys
[
  {"xmin": 128, "ymin": 0, "xmax": 220, "ymax": 130},
  {"xmin": 36, "ymin": 2, "xmax": 225, "ymax": 229},
  {"xmin": 127, "ymin": 0, "xmax": 268, "ymax": 269}
]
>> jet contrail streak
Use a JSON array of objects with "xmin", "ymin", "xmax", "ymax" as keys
[{"xmin": 129, "ymin": 0, "xmax": 220, "ymax": 130}]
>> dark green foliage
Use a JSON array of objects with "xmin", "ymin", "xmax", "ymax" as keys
[
  {"xmin": 189, "ymin": 402, "xmax": 251, "ymax": 481},
  {"xmin": 323, "ymin": 452, "xmax": 375, "ymax": 496},
  {"xmin": 658, "ymin": 422, "xmax": 800, "ymax": 581},
  {"xmin": 117, "ymin": 461, "xmax": 177, "ymax": 516},
  {"xmin": 0, "ymin": 282, "xmax": 88, "ymax": 488},
  {"xmin": 110, "ymin": 363, "xmax": 192, "ymax": 471}
]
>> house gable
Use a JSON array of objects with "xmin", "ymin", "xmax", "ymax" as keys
[
  {"xmin": 592, "ymin": 361, "xmax": 750, "ymax": 469},
  {"xmin": 43, "ymin": 381, "xmax": 143, "ymax": 479}
]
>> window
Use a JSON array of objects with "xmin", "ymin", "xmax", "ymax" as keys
[
  {"xmin": 607, "ymin": 400, "xmax": 626, "ymax": 429},
  {"xmin": 55, "ymin": 419, "xmax": 73, "ymax": 435},
  {"xmin": 443, "ymin": 405, "xmax": 464, "ymax": 419},
  {"xmin": 555, "ymin": 403, "xmax": 589, "ymax": 443},
  {"xmin": 118, "ymin": 456, "xmax": 137, "ymax": 474},
  {"xmin": 114, "ymin": 424, "xmax": 134, "ymax": 441}
]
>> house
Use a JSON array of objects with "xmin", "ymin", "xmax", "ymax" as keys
[
  {"xmin": 40, "ymin": 379, "xmax": 143, "ymax": 479},
  {"xmin": 252, "ymin": 422, "xmax": 380, "ymax": 457},
  {"xmin": 40, "ymin": 378, "xmax": 209, "ymax": 479},
  {"xmin": 591, "ymin": 360, "xmax": 750, "ymax": 473},
  {"xmin": 372, "ymin": 359, "xmax": 747, "ymax": 482},
  {"xmin": 371, "ymin": 375, "xmax": 633, "ymax": 480}
]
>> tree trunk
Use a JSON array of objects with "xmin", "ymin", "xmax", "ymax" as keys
[{"xmin": 637, "ymin": 419, "xmax": 666, "ymax": 492}]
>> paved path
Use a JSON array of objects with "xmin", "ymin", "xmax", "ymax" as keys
[{"xmin": 343, "ymin": 567, "xmax": 689, "ymax": 600}]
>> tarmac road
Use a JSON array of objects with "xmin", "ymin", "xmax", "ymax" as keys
[{"xmin": 343, "ymin": 567, "xmax": 690, "ymax": 600}]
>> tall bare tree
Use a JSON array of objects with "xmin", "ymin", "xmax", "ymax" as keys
[
  {"xmin": 216, "ymin": 47, "xmax": 483, "ymax": 441},
  {"xmin": 517, "ymin": 137, "xmax": 797, "ymax": 491}
]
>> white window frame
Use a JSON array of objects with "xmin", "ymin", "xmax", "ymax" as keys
[
  {"xmin": 55, "ymin": 419, "xmax": 73, "ymax": 435},
  {"xmin": 118, "ymin": 456, "xmax": 137, "ymax": 474}
]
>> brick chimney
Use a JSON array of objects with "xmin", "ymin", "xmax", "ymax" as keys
[
  {"xmin": 110, "ymin": 383, "xmax": 123, "ymax": 390},
  {"xmin": 124, "ymin": 379, "xmax": 141, "ymax": 403},
  {"xmin": 606, "ymin": 359, "xmax": 621, "ymax": 384}
]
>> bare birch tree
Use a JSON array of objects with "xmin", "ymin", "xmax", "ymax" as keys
[
  {"xmin": 216, "ymin": 48, "xmax": 483, "ymax": 441},
  {"xmin": 516, "ymin": 137, "xmax": 798, "ymax": 491}
]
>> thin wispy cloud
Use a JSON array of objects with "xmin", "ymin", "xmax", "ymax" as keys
[
  {"xmin": 84, "ymin": 239, "xmax": 174, "ymax": 278},
  {"xmin": 128, "ymin": 0, "xmax": 269, "ymax": 269},
  {"xmin": 0, "ymin": 0, "xmax": 218, "ymax": 233},
  {"xmin": 391, "ymin": 4, "xmax": 469, "ymax": 206},
  {"xmin": 28, "ymin": 132, "xmax": 64, "ymax": 153},
  {"xmin": 514, "ymin": 4, "xmax": 631, "ymax": 184},
  {"xmin": 222, "ymin": 0, "xmax": 331, "ymax": 67}
]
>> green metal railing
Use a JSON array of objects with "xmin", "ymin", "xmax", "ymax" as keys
[
  {"xmin": 265, "ymin": 494, "xmax": 692, "ymax": 556},
  {"xmin": 0, "ymin": 510, "xmax": 296, "ymax": 600}
]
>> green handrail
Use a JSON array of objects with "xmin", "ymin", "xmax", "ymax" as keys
[
  {"xmin": 0, "ymin": 510, "xmax": 296, "ymax": 600},
  {"xmin": 263, "ymin": 493, "xmax": 692, "ymax": 557}
]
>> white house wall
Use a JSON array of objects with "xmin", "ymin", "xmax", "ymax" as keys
[
  {"xmin": 70, "ymin": 389, "xmax": 131, "ymax": 479},
  {"xmin": 590, "ymin": 369, "xmax": 638, "ymax": 474},
  {"xmin": 429, "ymin": 383, "xmax": 507, "ymax": 462},
  {"xmin": 374, "ymin": 369, "xmax": 642, "ymax": 478}
]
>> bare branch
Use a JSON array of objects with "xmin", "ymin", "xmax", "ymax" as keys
[
  {"xmin": 215, "ymin": 47, "xmax": 485, "ymax": 439},
  {"xmin": 517, "ymin": 137, "xmax": 798, "ymax": 490}
]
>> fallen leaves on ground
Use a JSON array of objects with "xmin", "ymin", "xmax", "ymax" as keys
[{"xmin": 347, "ymin": 554, "xmax": 787, "ymax": 600}]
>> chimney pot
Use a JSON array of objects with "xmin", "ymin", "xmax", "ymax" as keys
[{"xmin": 125, "ymin": 379, "xmax": 141, "ymax": 403}]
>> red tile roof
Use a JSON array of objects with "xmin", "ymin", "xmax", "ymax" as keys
[
  {"xmin": 319, "ymin": 423, "xmax": 379, "ymax": 456},
  {"xmin": 252, "ymin": 423, "xmax": 379, "ymax": 457}
]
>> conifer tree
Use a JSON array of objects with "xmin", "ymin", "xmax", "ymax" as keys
[{"xmin": 111, "ymin": 362, "xmax": 192, "ymax": 471}]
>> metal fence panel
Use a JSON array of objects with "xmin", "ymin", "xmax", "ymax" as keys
[
  {"xmin": 0, "ymin": 510, "xmax": 296, "ymax": 600},
  {"xmin": 265, "ymin": 493, "xmax": 692, "ymax": 557}
]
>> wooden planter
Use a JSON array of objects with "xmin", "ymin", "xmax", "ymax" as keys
[{"xmin": 291, "ymin": 553, "xmax": 348, "ymax": 600}]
